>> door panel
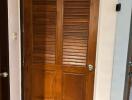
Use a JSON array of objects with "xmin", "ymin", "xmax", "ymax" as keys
[
  {"xmin": 31, "ymin": 69, "xmax": 56, "ymax": 99},
  {"xmin": 63, "ymin": 73, "xmax": 85, "ymax": 100},
  {"xmin": 63, "ymin": 0, "xmax": 89, "ymax": 66},
  {"xmin": 22, "ymin": 0, "xmax": 99, "ymax": 99},
  {"xmin": 31, "ymin": 0, "xmax": 57, "ymax": 99},
  {"xmin": 0, "ymin": 0, "xmax": 10, "ymax": 100},
  {"xmin": 32, "ymin": 0, "xmax": 57, "ymax": 64}
]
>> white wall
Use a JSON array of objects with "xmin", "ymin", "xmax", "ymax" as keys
[
  {"xmin": 111, "ymin": 0, "xmax": 132, "ymax": 100},
  {"xmin": 8, "ymin": 0, "xmax": 21, "ymax": 100},
  {"xmin": 94, "ymin": 0, "xmax": 118, "ymax": 100}
]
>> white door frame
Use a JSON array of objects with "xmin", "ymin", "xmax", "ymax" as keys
[
  {"xmin": 8, "ymin": 0, "xmax": 21, "ymax": 100},
  {"xmin": 94, "ymin": 0, "xmax": 118, "ymax": 100}
]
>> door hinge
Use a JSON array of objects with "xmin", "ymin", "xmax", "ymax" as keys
[
  {"xmin": 22, "ymin": 59, "xmax": 24, "ymax": 66},
  {"xmin": 116, "ymin": 3, "xmax": 121, "ymax": 12},
  {"xmin": 128, "ymin": 72, "xmax": 132, "ymax": 77},
  {"xmin": 128, "ymin": 61, "xmax": 132, "ymax": 67}
]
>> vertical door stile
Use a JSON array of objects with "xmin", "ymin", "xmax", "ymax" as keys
[
  {"xmin": 56, "ymin": 0, "xmax": 63, "ymax": 99},
  {"xmin": 23, "ymin": 0, "xmax": 33, "ymax": 99},
  {"xmin": 87, "ymin": 0, "xmax": 99, "ymax": 66},
  {"xmin": 86, "ymin": 0, "xmax": 99, "ymax": 100},
  {"xmin": 56, "ymin": 0, "xmax": 63, "ymax": 65}
]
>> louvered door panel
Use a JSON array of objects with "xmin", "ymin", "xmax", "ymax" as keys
[
  {"xmin": 63, "ymin": 0, "xmax": 90, "ymax": 66},
  {"xmin": 31, "ymin": 0, "xmax": 57, "ymax": 100},
  {"xmin": 32, "ymin": 0, "xmax": 56, "ymax": 64},
  {"xmin": 23, "ymin": 0, "xmax": 99, "ymax": 99}
]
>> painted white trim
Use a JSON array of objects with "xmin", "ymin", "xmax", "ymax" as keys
[
  {"xmin": 94, "ymin": 0, "xmax": 118, "ymax": 100},
  {"xmin": 8, "ymin": 0, "xmax": 21, "ymax": 100},
  {"xmin": 111, "ymin": 0, "xmax": 132, "ymax": 100}
]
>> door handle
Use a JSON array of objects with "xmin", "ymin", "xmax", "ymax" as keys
[
  {"xmin": 0, "ymin": 72, "xmax": 8, "ymax": 78},
  {"xmin": 88, "ymin": 64, "xmax": 94, "ymax": 72}
]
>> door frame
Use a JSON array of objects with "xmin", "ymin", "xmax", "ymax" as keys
[
  {"xmin": 8, "ymin": 0, "xmax": 127, "ymax": 100},
  {"xmin": 123, "ymin": 11, "xmax": 132, "ymax": 100},
  {"xmin": 8, "ymin": 0, "xmax": 22, "ymax": 100}
]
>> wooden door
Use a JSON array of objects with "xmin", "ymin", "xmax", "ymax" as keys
[
  {"xmin": 22, "ymin": 0, "xmax": 99, "ymax": 100},
  {"xmin": 0, "ymin": 0, "xmax": 10, "ymax": 100}
]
